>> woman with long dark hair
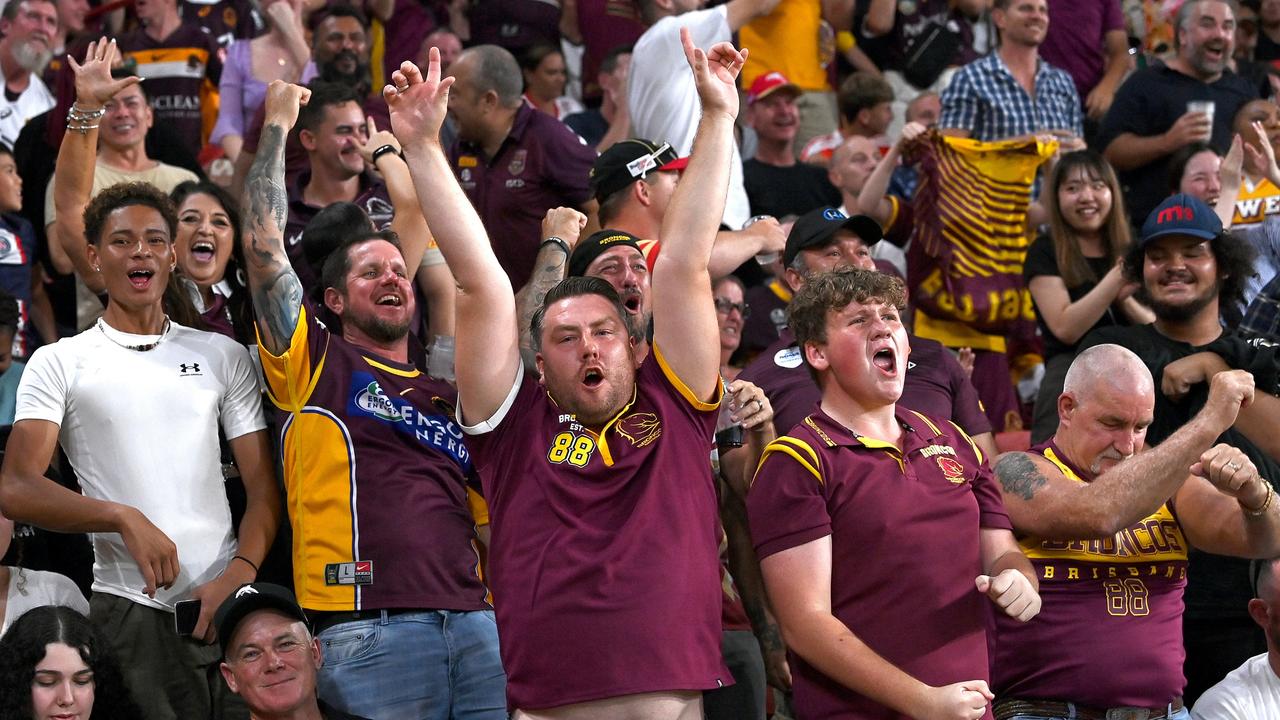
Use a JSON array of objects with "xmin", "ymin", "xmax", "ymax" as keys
[
  {"xmin": 1025, "ymin": 151, "xmax": 1154, "ymax": 441},
  {"xmin": 0, "ymin": 605, "xmax": 142, "ymax": 720},
  {"xmin": 169, "ymin": 181, "xmax": 256, "ymax": 345}
]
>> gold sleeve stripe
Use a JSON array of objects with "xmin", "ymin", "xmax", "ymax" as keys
[
  {"xmin": 910, "ymin": 411, "xmax": 942, "ymax": 437},
  {"xmin": 755, "ymin": 437, "xmax": 823, "ymax": 488},
  {"xmin": 653, "ymin": 343, "xmax": 721, "ymax": 411}
]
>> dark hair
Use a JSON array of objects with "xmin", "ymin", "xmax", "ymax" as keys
[
  {"xmin": 789, "ymin": 268, "xmax": 907, "ymax": 372},
  {"xmin": 837, "ymin": 72, "xmax": 894, "ymax": 125},
  {"xmin": 520, "ymin": 43, "xmax": 562, "ymax": 73},
  {"xmin": 0, "ymin": 142, "xmax": 13, "ymax": 160},
  {"xmin": 460, "ymin": 45, "xmax": 524, "ymax": 108},
  {"xmin": 170, "ymin": 181, "xmax": 256, "ymax": 343},
  {"xmin": 530, "ymin": 276, "xmax": 635, "ymax": 352},
  {"xmin": 1045, "ymin": 151, "xmax": 1132, "ymax": 288},
  {"xmin": 0, "ymin": 606, "xmax": 143, "ymax": 720},
  {"xmin": 600, "ymin": 44, "xmax": 633, "ymax": 75},
  {"xmin": 82, "ymin": 182, "xmax": 177, "ymax": 246},
  {"xmin": 308, "ymin": 2, "xmax": 368, "ymax": 32},
  {"xmin": 303, "ymin": 201, "xmax": 373, "ymax": 282},
  {"xmin": 297, "ymin": 81, "xmax": 364, "ymax": 135},
  {"xmin": 1166, "ymin": 142, "xmax": 1218, "ymax": 193},
  {"xmin": 1123, "ymin": 230, "xmax": 1257, "ymax": 325},
  {"xmin": 319, "ymin": 230, "xmax": 404, "ymax": 296}
]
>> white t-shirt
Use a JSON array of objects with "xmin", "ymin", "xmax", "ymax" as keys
[
  {"xmin": 0, "ymin": 60, "xmax": 54, "ymax": 150},
  {"xmin": 628, "ymin": 6, "xmax": 750, "ymax": 230},
  {"xmin": 14, "ymin": 320, "xmax": 266, "ymax": 611},
  {"xmin": 1, "ymin": 567, "xmax": 90, "ymax": 637},
  {"xmin": 1192, "ymin": 652, "xmax": 1280, "ymax": 720}
]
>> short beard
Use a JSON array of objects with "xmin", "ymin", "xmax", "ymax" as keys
[
  {"xmin": 1136, "ymin": 279, "xmax": 1220, "ymax": 324},
  {"xmin": 348, "ymin": 311, "xmax": 410, "ymax": 344},
  {"xmin": 320, "ymin": 52, "xmax": 371, "ymax": 95},
  {"xmin": 12, "ymin": 39, "xmax": 51, "ymax": 74}
]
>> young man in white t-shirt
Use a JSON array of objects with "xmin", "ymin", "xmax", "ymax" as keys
[{"xmin": 0, "ymin": 38, "xmax": 281, "ymax": 720}]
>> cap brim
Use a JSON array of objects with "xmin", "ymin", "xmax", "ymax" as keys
[
  {"xmin": 217, "ymin": 596, "xmax": 308, "ymax": 655},
  {"xmin": 660, "ymin": 157, "xmax": 688, "ymax": 172},
  {"xmin": 751, "ymin": 84, "xmax": 802, "ymax": 105},
  {"xmin": 1140, "ymin": 227, "xmax": 1218, "ymax": 247}
]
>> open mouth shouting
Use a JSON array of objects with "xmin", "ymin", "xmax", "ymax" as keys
[
  {"xmin": 375, "ymin": 292, "xmax": 403, "ymax": 307},
  {"xmin": 189, "ymin": 239, "xmax": 216, "ymax": 264},
  {"xmin": 581, "ymin": 365, "xmax": 605, "ymax": 390},
  {"xmin": 127, "ymin": 267, "xmax": 155, "ymax": 290},
  {"xmin": 871, "ymin": 345, "xmax": 899, "ymax": 377}
]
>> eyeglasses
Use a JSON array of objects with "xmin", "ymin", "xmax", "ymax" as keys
[{"xmin": 714, "ymin": 298, "xmax": 750, "ymax": 317}]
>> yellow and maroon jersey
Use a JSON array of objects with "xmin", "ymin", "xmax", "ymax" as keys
[
  {"xmin": 748, "ymin": 408, "xmax": 1010, "ymax": 720},
  {"xmin": 259, "ymin": 306, "xmax": 489, "ymax": 613},
  {"xmin": 992, "ymin": 441, "xmax": 1189, "ymax": 707},
  {"xmin": 463, "ymin": 348, "xmax": 728, "ymax": 710},
  {"xmin": 119, "ymin": 24, "xmax": 223, "ymax": 148},
  {"xmin": 1231, "ymin": 176, "xmax": 1280, "ymax": 226}
]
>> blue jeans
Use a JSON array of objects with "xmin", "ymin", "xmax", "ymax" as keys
[
  {"xmin": 1002, "ymin": 706, "xmax": 1190, "ymax": 720},
  {"xmin": 315, "ymin": 609, "xmax": 506, "ymax": 720}
]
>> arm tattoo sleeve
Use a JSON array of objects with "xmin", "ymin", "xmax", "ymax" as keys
[
  {"xmin": 243, "ymin": 123, "xmax": 303, "ymax": 352},
  {"xmin": 516, "ymin": 245, "xmax": 568, "ymax": 350},
  {"xmin": 995, "ymin": 453, "xmax": 1049, "ymax": 501}
]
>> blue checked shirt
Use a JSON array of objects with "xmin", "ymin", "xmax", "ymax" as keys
[{"xmin": 939, "ymin": 52, "xmax": 1082, "ymax": 141}]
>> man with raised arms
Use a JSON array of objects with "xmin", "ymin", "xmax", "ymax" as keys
[
  {"xmin": 386, "ymin": 31, "xmax": 742, "ymax": 719},
  {"xmin": 238, "ymin": 79, "xmax": 505, "ymax": 718},
  {"xmin": 747, "ymin": 267, "xmax": 1041, "ymax": 720},
  {"xmin": 989, "ymin": 345, "xmax": 1280, "ymax": 719}
]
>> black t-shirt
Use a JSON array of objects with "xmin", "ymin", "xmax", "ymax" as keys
[
  {"xmin": 1079, "ymin": 323, "xmax": 1280, "ymax": 619},
  {"xmin": 1097, "ymin": 64, "xmax": 1260, "ymax": 225},
  {"xmin": 743, "ymin": 159, "xmax": 841, "ymax": 219},
  {"xmin": 1023, "ymin": 233, "xmax": 1123, "ymax": 359}
]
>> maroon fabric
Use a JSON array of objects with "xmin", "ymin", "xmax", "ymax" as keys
[
  {"xmin": 284, "ymin": 171, "xmax": 394, "ymax": 294},
  {"xmin": 575, "ymin": 0, "xmax": 645, "ymax": 103},
  {"xmin": 182, "ymin": 0, "xmax": 263, "ymax": 49},
  {"xmin": 741, "ymin": 280, "xmax": 789, "ymax": 357},
  {"xmin": 1039, "ymin": 0, "xmax": 1125, "ymax": 100},
  {"xmin": 467, "ymin": 0, "xmax": 559, "ymax": 54},
  {"xmin": 379, "ymin": 0, "xmax": 442, "ymax": 90},
  {"xmin": 451, "ymin": 103, "xmax": 596, "ymax": 289},
  {"xmin": 118, "ymin": 24, "xmax": 223, "ymax": 150},
  {"xmin": 968, "ymin": 348, "xmax": 1021, "ymax": 434},
  {"xmin": 747, "ymin": 407, "xmax": 1009, "ymax": 719},
  {"xmin": 465, "ymin": 353, "xmax": 730, "ymax": 710},
  {"xmin": 992, "ymin": 439, "xmax": 1189, "ymax": 707},
  {"xmin": 737, "ymin": 328, "xmax": 992, "ymax": 439}
]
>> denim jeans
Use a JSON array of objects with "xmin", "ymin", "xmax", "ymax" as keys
[
  {"xmin": 315, "ymin": 609, "xmax": 506, "ymax": 720},
  {"xmin": 1001, "ymin": 706, "xmax": 1190, "ymax": 720}
]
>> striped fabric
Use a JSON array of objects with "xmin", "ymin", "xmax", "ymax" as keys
[
  {"xmin": 939, "ymin": 53, "xmax": 1082, "ymax": 141},
  {"xmin": 906, "ymin": 132, "xmax": 1056, "ymax": 346}
]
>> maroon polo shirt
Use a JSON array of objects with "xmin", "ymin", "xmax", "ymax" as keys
[
  {"xmin": 284, "ymin": 171, "xmax": 394, "ymax": 294},
  {"xmin": 451, "ymin": 103, "xmax": 596, "ymax": 289},
  {"xmin": 738, "ymin": 327, "xmax": 991, "ymax": 439},
  {"xmin": 463, "ymin": 348, "xmax": 730, "ymax": 710},
  {"xmin": 747, "ymin": 407, "xmax": 1011, "ymax": 719}
]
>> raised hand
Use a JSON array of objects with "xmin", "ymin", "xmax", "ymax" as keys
[
  {"xmin": 262, "ymin": 80, "xmax": 310, "ymax": 132},
  {"xmin": 358, "ymin": 116, "xmax": 403, "ymax": 166},
  {"xmin": 680, "ymin": 27, "xmax": 746, "ymax": 120},
  {"xmin": 68, "ymin": 38, "xmax": 140, "ymax": 109},
  {"xmin": 541, "ymin": 207, "xmax": 588, "ymax": 250},
  {"xmin": 385, "ymin": 49, "xmax": 454, "ymax": 150},
  {"xmin": 1191, "ymin": 443, "xmax": 1268, "ymax": 506}
]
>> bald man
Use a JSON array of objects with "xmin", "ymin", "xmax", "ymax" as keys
[
  {"xmin": 1193, "ymin": 557, "xmax": 1280, "ymax": 719},
  {"xmin": 989, "ymin": 344, "xmax": 1280, "ymax": 719}
]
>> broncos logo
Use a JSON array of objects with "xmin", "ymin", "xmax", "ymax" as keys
[
  {"xmin": 937, "ymin": 456, "xmax": 967, "ymax": 484},
  {"xmin": 615, "ymin": 412, "xmax": 661, "ymax": 448}
]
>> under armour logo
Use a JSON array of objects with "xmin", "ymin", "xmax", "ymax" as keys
[
  {"xmin": 234, "ymin": 585, "xmax": 259, "ymax": 598},
  {"xmin": 179, "ymin": 363, "xmax": 201, "ymax": 374}
]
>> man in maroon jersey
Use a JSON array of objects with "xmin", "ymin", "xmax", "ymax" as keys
[
  {"xmin": 748, "ymin": 267, "xmax": 1040, "ymax": 719},
  {"xmin": 736, "ymin": 204, "xmax": 996, "ymax": 475},
  {"xmin": 989, "ymin": 343, "xmax": 1280, "ymax": 719},
  {"xmin": 390, "ymin": 31, "xmax": 741, "ymax": 718}
]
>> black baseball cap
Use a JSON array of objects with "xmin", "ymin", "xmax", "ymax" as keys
[
  {"xmin": 783, "ymin": 207, "xmax": 884, "ymax": 267},
  {"xmin": 590, "ymin": 138, "xmax": 688, "ymax": 202},
  {"xmin": 215, "ymin": 582, "xmax": 308, "ymax": 654},
  {"xmin": 1139, "ymin": 193, "xmax": 1222, "ymax": 248},
  {"xmin": 568, "ymin": 229, "xmax": 644, "ymax": 277}
]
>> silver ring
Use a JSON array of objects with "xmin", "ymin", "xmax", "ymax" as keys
[
  {"xmin": 1227, "ymin": 461, "xmax": 1242, "ymax": 471},
  {"xmin": 396, "ymin": 84, "xmax": 409, "ymax": 94}
]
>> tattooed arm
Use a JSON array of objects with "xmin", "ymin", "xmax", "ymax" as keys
[
  {"xmin": 242, "ymin": 81, "xmax": 310, "ymax": 355},
  {"xmin": 514, "ymin": 207, "xmax": 587, "ymax": 368},
  {"xmin": 993, "ymin": 371, "xmax": 1254, "ymax": 539}
]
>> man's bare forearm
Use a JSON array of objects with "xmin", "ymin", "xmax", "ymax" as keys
[
  {"xmin": 515, "ymin": 242, "xmax": 568, "ymax": 355},
  {"xmin": 242, "ymin": 123, "xmax": 303, "ymax": 354}
]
